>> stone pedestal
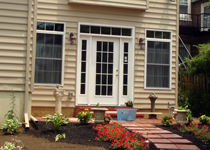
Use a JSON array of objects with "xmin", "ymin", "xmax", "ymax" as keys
[
  {"xmin": 168, "ymin": 102, "xmax": 175, "ymax": 117},
  {"xmin": 175, "ymin": 109, "xmax": 188, "ymax": 124},
  {"xmin": 148, "ymin": 93, "xmax": 158, "ymax": 119},
  {"xmin": 91, "ymin": 108, "xmax": 108, "ymax": 124},
  {"xmin": 53, "ymin": 85, "xmax": 65, "ymax": 115},
  {"xmin": 169, "ymin": 106, "xmax": 175, "ymax": 116}
]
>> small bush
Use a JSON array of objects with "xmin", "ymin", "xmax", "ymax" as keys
[
  {"xmin": 46, "ymin": 112, "xmax": 69, "ymax": 131},
  {"xmin": 104, "ymin": 114, "xmax": 112, "ymax": 124},
  {"xmin": 161, "ymin": 115, "xmax": 174, "ymax": 126},
  {"xmin": 76, "ymin": 108, "xmax": 92, "ymax": 124},
  {"xmin": 0, "ymin": 138, "xmax": 26, "ymax": 150},
  {"xmin": 1, "ymin": 119, "xmax": 23, "ymax": 135},
  {"xmin": 198, "ymin": 115, "xmax": 210, "ymax": 125}
]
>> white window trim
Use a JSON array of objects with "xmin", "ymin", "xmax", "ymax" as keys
[
  {"xmin": 76, "ymin": 22, "xmax": 135, "ymax": 106},
  {"xmin": 35, "ymin": 21, "xmax": 66, "ymax": 86},
  {"xmin": 201, "ymin": 2, "xmax": 210, "ymax": 31},
  {"xmin": 179, "ymin": 0, "xmax": 191, "ymax": 20},
  {"xmin": 144, "ymin": 29, "xmax": 172, "ymax": 90}
]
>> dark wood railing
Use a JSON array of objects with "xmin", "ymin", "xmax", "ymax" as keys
[{"xmin": 179, "ymin": 13, "xmax": 210, "ymax": 31}]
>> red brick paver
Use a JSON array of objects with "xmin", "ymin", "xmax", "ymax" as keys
[
  {"xmin": 155, "ymin": 144, "xmax": 179, "ymax": 150},
  {"xmin": 176, "ymin": 144, "xmax": 200, "ymax": 150}
]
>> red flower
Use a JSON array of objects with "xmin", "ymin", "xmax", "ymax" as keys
[{"xmin": 62, "ymin": 117, "xmax": 65, "ymax": 120}]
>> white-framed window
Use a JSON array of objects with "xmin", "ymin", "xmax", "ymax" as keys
[
  {"xmin": 35, "ymin": 21, "xmax": 65, "ymax": 85},
  {"xmin": 145, "ymin": 30, "xmax": 172, "ymax": 89},
  {"xmin": 201, "ymin": 3, "xmax": 210, "ymax": 31},
  {"xmin": 179, "ymin": 0, "xmax": 191, "ymax": 20}
]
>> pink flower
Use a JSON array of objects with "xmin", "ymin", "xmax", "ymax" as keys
[
  {"xmin": 104, "ymin": 114, "xmax": 107, "ymax": 117},
  {"xmin": 62, "ymin": 117, "xmax": 65, "ymax": 120},
  {"xmin": 106, "ymin": 118, "xmax": 109, "ymax": 121}
]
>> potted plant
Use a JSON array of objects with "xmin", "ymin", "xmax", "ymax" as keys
[
  {"xmin": 91, "ymin": 103, "xmax": 108, "ymax": 124},
  {"xmin": 125, "ymin": 100, "xmax": 133, "ymax": 107},
  {"xmin": 174, "ymin": 106, "xmax": 193, "ymax": 124}
]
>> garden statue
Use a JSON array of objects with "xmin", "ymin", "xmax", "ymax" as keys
[
  {"xmin": 53, "ymin": 84, "xmax": 65, "ymax": 115},
  {"xmin": 148, "ymin": 93, "xmax": 158, "ymax": 119}
]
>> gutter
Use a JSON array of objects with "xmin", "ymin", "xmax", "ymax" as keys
[
  {"xmin": 175, "ymin": 0, "xmax": 180, "ymax": 108},
  {"xmin": 24, "ymin": 0, "xmax": 32, "ymax": 129}
]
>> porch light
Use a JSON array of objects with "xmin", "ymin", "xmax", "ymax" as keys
[
  {"xmin": 139, "ymin": 38, "xmax": 145, "ymax": 50},
  {"xmin": 70, "ymin": 33, "xmax": 76, "ymax": 45},
  {"xmin": 145, "ymin": 132, "xmax": 150, "ymax": 148}
]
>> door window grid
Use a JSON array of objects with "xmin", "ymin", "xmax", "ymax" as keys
[
  {"xmin": 95, "ymin": 41, "xmax": 114, "ymax": 96},
  {"xmin": 123, "ymin": 43, "xmax": 129, "ymax": 95},
  {"xmin": 80, "ymin": 40, "xmax": 87, "ymax": 94}
]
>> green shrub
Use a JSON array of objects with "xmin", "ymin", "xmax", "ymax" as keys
[
  {"xmin": 161, "ymin": 115, "xmax": 174, "ymax": 126},
  {"xmin": 198, "ymin": 115, "xmax": 210, "ymax": 125},
  {"xmin": 4, "ymin": 90, "xmax": 17, "ymax": 120},
  {"xmin": 76, "ymin": 108, "xmax": 92, "ymax": 124},
  {"xmin": 1, "ymin": 119, "xmax": 23, "ymax": 134},
  {"xmin": 46, "ymin": 112, "xmax": 69, "ymax": 131}
]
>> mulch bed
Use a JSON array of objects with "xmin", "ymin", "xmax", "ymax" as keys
[
  {"xmin": 27, "ymin": 121, "xmax": 112, "ymax": 149},
  {"xmin": 26, "ymin": 121, "xmax": 210, "ymax": 150},
  {"xmin": 156, "ymin": 124, "xmax": 210, "ymax": 150}
]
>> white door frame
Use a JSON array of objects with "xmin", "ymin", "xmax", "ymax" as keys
[{"xmin": 76, "ymin": 23, "xmax": 135, "ymax": 106}]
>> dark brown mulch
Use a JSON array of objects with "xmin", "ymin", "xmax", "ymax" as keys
[
  {"xmin": 27, "ymin": 121, "xmax": 112, "ymax": 149},
  {"xmin": 156, "ymin": 124, "xmax": 210, "ymax": 150}
]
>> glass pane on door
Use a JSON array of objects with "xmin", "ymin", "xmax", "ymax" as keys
[{"xmin": 95, "ymin": 41, "xmax": 114, "ymax": 96}]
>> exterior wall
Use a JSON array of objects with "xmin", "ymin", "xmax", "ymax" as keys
[
  {"xmin": 32, "ymin": 0, "xmax": 178, "ymax": 116},
  {"xmin": 0, "ymin": 92, "xmax": 25, "ymax": 125},
  {"xmin": 0, "ymin": 0, "xmax": 35, "ymax": 123}
]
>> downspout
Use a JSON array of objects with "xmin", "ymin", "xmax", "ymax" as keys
[
  {"xmin": 31, "ymin": 0, "xmax": 37, "ymax": 92},
  {"xmin": 24, "ymin": 0, "xmax": 32, "ymax": 129},
  {"xmin": 175, "ymin": 0, "xmax": 180, "ymax": 108}
]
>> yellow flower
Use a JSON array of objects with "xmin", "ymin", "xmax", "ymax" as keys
[
  {"xmin": 82, "ymin": 112, "xmax": 86, "ymax": 116},
  {"xmin": 84, "ymin": 108, "xmax": 89, "ymax": 111}
]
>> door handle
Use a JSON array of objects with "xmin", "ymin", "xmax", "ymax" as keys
[{"xmin": 116, "ymin": 70, "xmax": 118, "ymax": 76}]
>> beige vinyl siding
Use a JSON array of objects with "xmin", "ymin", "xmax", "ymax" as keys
[
  {"xmin": 0, "ymin": 0, "xmax": 36, "ymax": 92},
  {"xmin": 0, "ymin": 0, "xmax": 28, "ymax": 91},
  {"xmin": 32, "ymin": 0, "xmax": 178, "ymax": 110}
]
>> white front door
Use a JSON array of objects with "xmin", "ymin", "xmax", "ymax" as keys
[
  {"xmin": 89, "ymin": 37, "xmax": 119, "ymax": 105},
  {"xmin": 76, "ymin": 36, "xmax": 133, "ymax": 106}
]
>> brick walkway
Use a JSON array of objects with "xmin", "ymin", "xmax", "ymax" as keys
[
  {"xmin": 34, "ymin": 117, "xmax": 200, "ymax": 150},
  {"xmin": 120, "ymin": 121, "xmax": 200, "ymax": 150}
]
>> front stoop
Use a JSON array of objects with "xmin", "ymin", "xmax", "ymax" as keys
[{"xmin": 121, "ymin": 123, "xmax": 200, "ymax": 150}]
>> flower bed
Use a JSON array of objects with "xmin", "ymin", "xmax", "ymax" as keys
[{"xmin": 93, "ymin": 122, "xmax": 148, "ymax": 150}]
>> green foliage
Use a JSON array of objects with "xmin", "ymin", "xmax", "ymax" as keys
[
  {"xmin": 198, "ymin": 115, "xmax": 210, "ymax": 125},
  {"xmin": 4, "ymin": 90, "xmax": 17, "ymax": 120},
  {"xmin": 0, "ymin": 119, "xmax": 23, "ymax": 135},
  {"xmin": 46, "ymin": 112, "xmax": 69, "ymax": 131},
  {"xmin": 178, "ymin": 87, "xmax": 189, "ymax": 108},
  {"xmin": 185, "ymin": 43, "xmax": 210, "ymax": 76},
  {"xmin": 124, "ymin": 100, "xmax": 133, "ymax": 105},
  {"xmin": 55, "ymin": 133, "xmax": 66, "ymax": 142},
  {"xmin": 179, "ymin": 123, "xmax": 210, "ymax": 141},
  {"xmin": 76, "ymin": 108, "xmax": 92, "ymax": 124},
  {"xmin": 96, "ymin": 103, "xmax": 100, "ymax": 108},
  {"xmin": 161, "ymin": 115, "xmax": 174, "ymax": 126},
  {"xmin": 0, "ymin": 138, "xmax": 26, "ymax": 150}
]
